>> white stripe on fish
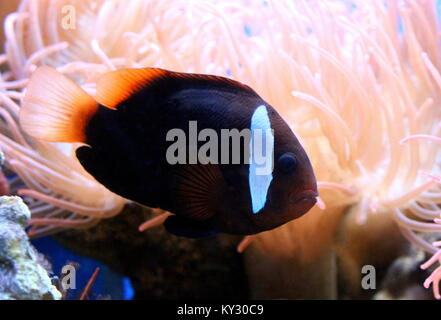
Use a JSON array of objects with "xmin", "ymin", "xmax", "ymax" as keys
[{"xmin": 248, "ymin": 105, "xmax": 274, "ymax": 214}]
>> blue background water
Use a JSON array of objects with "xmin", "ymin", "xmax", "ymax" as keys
[{"xmin": 32, "ymin": 237, "xmax": 134, "ymax": 300}]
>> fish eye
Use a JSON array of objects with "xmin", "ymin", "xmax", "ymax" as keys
[{"xmin": 277, "ymin": 153, "xmax": 298, "ymax": 173}]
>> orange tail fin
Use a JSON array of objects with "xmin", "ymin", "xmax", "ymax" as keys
[{"xmin": 20, "ymin": 66, "xmax": 98, "ymax": 143}]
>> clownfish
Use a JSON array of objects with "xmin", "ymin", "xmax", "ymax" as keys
[{"xmin": 20, "ymin": 66, "xmax": 317, "ymax": 238}]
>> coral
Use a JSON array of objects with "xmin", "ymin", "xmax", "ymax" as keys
[{"xmin": 0, "ymin": 195, "xmax": 61, "ymax": 300}]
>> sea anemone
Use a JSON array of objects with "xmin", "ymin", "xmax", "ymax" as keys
[
  {"xmin": 1, "ymin": 0, "xmax": 441, "ymax": 298},
  {"xmin": 421, "ymin": 219, "xmax": 441, "ymax": 299},
  {"xmin": 0, "ymin": 0, "xmax": 128, "ymax": 237}
]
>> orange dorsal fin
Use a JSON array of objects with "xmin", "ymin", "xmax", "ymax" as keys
[
  {"xmin": 20, "ymin": 66, "xmax": 98, "ymax": 143},
  {"xmin": 95, "ymin": 68, "xmax": 256, "ymax": 109},
  {"xmin": 95, "ymin": 68, "xmax": 168, "ymax": 109}
]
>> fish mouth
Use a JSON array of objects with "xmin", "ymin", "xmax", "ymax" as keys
[{"xmin": 290, "ymin": 190, "xmax": 319, "ymax": 204}]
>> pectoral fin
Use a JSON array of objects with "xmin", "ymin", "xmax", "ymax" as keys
[{"xmin": 173, "ymin": 164, "xmax": 225, "ymax": 220}]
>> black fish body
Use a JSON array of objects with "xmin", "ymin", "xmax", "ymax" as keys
[{"xmin": 20, "ymin": 67, "xmax": 318, "ymax": 238}]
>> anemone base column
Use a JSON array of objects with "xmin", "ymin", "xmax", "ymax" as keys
[{"xmin": 243, "ymin": 206, "xmax": 345, "ymax": 300}]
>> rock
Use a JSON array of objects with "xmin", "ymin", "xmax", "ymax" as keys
[{"xmin": 0, "ymin": 196, "xmax": 61, "ymax": 300}]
